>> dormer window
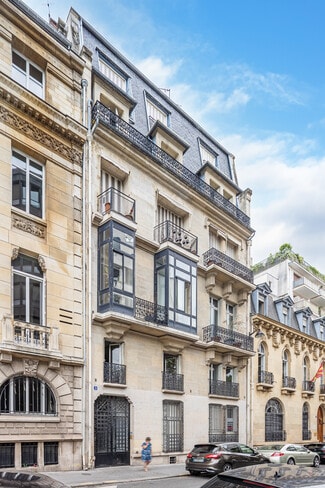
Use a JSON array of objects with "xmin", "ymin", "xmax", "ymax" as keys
[
  {"xmin": 283, "ymin": 306, "xmax": 288, "ymax": 325},
  {"xmin": 98, "ymin": 57, "xmax": 127, "ymax": 91},
  {"xmin": 146, "ymin": 98, "xmax": 168, "ymax": 127},
  {"xmin": 200, "ymin": 144, "xmax": 217, "ymax": 166}
]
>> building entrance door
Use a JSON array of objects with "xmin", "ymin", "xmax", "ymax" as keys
[
  {"xmin": 317, "ymin": 406, "xmax": 323, "ymax": 442},
  {"xmin": 94, "ymin": 395, "xmax": 130, "ymax": 467}
]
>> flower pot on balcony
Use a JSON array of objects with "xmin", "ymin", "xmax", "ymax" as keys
[{"xmin": 105, "ymin": 202, "xmax": 111, "ymax": 213}]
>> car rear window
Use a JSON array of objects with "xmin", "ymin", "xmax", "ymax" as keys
[{"xmin": 192, "ymin": 445, "xmax": 217, "ymax": 454}]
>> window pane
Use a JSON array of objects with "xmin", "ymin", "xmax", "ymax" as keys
[
  {"xmin": 44, "ymin": 442, "xmax": 58, "ymax": 465},
  {"xmin": 124, "ymin": 256, "xmax": 133, "ymax": 293},
  {"xmin": 14, "ymin": 274, "xmax": 26, "ymax": 321},
  {"xmin": 29, "ymin": 377, "xmax": 41, "ymax": 413},
  {"xmin": 29, "ymin": 279, "xmax": 41, "ymax": 325},
  {"xmin": 21, "ymin": 442, "xmax": 37, "ymax": 466},
  {"xmin": 99, "ymin": 242, "xmax": 109, "ymax": 290},
  {"xmin": 14, "ymin": 377, "xmax": 25, "ymax": 413}
]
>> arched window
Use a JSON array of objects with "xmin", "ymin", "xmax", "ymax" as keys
[
  {"xmin": 0, "ymin": 376, "xmax": 56, "ymax": 415},
  {"xmin": 302, "ymin": 402, "xmax": 310, "ymax": 441},
  {"xmin": 265, "ymin": 399, "xmax": 284, "ymax": 442}
]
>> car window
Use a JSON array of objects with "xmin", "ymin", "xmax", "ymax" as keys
[
  {"xmin": 239, "ymin": 444, "xmax": 254, "ymax": 454},
  {"xmin": 193, "ymin": 445, "xmax": 214, "ymax": 454},
  {"xmin": 228, "ymin": 445, "xmax": 240, "ymax": 453},
  {"xmin": 297, "ymin": 446, "xmax": 307, "ymax": 452},
  {"xmin": 287, "ymin": 445, "xmax": 296, "ymax": 451}
]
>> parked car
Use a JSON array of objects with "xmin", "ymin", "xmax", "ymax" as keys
[
  {"xmin": 185, "ymin": 442, "xmax": 270, "ymax": 475},
  {"xmin": 303, "ymin": 442, "xmax": 325, "ymax": 464},
  {"xmin": 254, "ymin": 443, "xmax": 320, "ymax": 467},
  {"xmin": 200, "ymin": 464, "xmax": 325, "ymax": 488}
]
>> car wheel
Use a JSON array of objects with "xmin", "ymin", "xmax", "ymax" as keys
[
  {"xmin": 313, "ymin": 456, "xmax": 320, "ymax": 467},
  {"xmin": 222, "ymin": 463, "xmax": 232, "ymax": 471},
  {"xmin": 287, "ymin": 458, "xmax": 295, "ymax": 465}
]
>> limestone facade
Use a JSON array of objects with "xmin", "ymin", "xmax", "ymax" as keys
[{"xmin": 0, "ymin": 0, "xmax": 86, "ymax": 471}]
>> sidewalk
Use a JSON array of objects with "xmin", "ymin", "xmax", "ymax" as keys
[{"xmin": 44, "ymin": 463, "xmax": 189, "ymax": 488}]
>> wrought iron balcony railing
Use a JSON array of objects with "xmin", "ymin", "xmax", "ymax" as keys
[
  {"xmin": 162, "ymin": 371, "xmax": 184, "ymax": 391},
  {"xmin": 203, "ymin": 324, "xmax": 254, "ymax": 352},
  {"xmin": 302, "ymin": 380, "xmax": 315, "ymax": 392},
  {"xmin": 258, "ymin": 370, "xmax": 274, "ymax": 385},
  {"xmin": 210, "ymin": 433, "xmax": 239, "ymax": 443},
  {"xmin": 154, "ymin": 220, "xmax": 198, "ymax": 254},
  {"xmin": 265, "ymin": 430, "xmax": 286, "ymax": 442},
  {"xmin": 98, "ymin": 187, "xmax": 135, "ymax": 221},
  {"xmin": 135, "ymin": 297, "xmax": 168, "ymax": 325},
  {"xmin": 203, "ymin": 248, "xmax": 253, "ymax": 283},
  {"xmin": 282, "ymin": 376, "xmax": 296, "ymax": 389},
  {"xmin": 320, "ymin": 384, "xmax": 325, "ymax": 394},
  {"xmin": 92, "ymin": 102, "xmax": 251, "ymax": 229},
  {"xmin": 104, "ymin": 362, "xmax": 126, "ymax": 384},
  {"xmin": 209, "ymin": 379, "xmax": 239, "ymax": 397}
]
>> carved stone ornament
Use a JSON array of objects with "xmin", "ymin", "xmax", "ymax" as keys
[
  {"xmin": 12, "ymin": 247, "xmax": 20, "ymax": 260},
  {"xmin": 12, "ymin": 215, "xmax": 45, "ymax": 238},
  {"xmin": 38, "ymin": 255, "xmax": 46, "ymax": 271},
  {"xmin": 24, "ymin": 359, "xmax": 39, "ymax": 376}
]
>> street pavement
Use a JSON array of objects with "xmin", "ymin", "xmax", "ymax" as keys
[{"xmin": 44, "ymin": 462, "xmax": 189, "ymax": 487}]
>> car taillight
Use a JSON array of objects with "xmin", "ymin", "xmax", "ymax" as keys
[
  {"xmin": 186, "ymin": 453, "xmax": 193, "ymax": 458},
  {"xmin": 205, "ymin": 453, "xmax": 222, "ymax": 459},
  {"xmin": 270, "ymin": 452, "xmax": 284, "ymax": 457}
]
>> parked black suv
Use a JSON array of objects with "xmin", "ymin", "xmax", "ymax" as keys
[{"xmin": 185, "ymin": 442, "xmax": 270, "ymax": 475}]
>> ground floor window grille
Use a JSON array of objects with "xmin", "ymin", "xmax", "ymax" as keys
[
  {"xmin": 0, "ymin": 443, "xmax": 14, "ymax": 468},
  {"xmin": 44, "ymin": 442, "xmax": 58, "ymax": 465},
  {"xmin": 209, "ymin": 404, "xmax": 239, "ymax": 442},
  {"xmin": 21, "ymin": 442, "xmax": 37, "ymax": 467},
  {"xmin": 163, "ymin": 400, "xmax": 183, "ymax": 452}
]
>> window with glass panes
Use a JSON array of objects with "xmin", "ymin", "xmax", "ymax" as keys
[
  {"xmin": 12, "ymin": 254, "xmax": 44, "ymax": 325},
  {"xmin": 0, "ymin": 376, "xmax": 56, "ymax": 415},
  {"xmin": 155, "ymin": 249, "xmax": 197, "ymax": 334},
  {"xmin": 98, "ymin": 221, "xmax": 135, "ymax": 312},
  {"xmin": 162, "ymin": 400, "xmax": 183, "ymax": 452},
  {"xmin": 12, "ymin": 150, "xmax": 44, "ymax": 218},
  {"xmin": 12, "ymin": 51, "xmax": 44, "ymax": 98}
]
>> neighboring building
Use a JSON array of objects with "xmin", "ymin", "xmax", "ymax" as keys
[
  {"xmin": 0, "ymin": 0, "xmax": 256, "ymax": 472},
  {"xmin": 251, "ymin": 246, "xmax": 325, "ymax": 446},
  {"xmin": 0, "ymin": 0, "xmax": 87, "ymax": 471},
  {"xmin": 64, "ymin": 7, "xmax": 255, "ymax": 468}
]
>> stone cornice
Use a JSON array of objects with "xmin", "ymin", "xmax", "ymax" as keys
[{"xmin": 252, "ymin": 314, "xmax": 325, "ymax": 358}]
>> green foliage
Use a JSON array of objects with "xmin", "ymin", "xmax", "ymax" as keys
[{"xmin": 252, "ymin": 243, "xmax": 325, "ymax": 282}]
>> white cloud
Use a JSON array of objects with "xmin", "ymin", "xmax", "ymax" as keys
[{"xmin": 136, "ymin": 56, "xmax": 182, "ymax": 88}]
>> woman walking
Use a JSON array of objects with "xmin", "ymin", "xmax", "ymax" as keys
[{"xmin": 141, "ymin": 437, "xmax": 152, "ymax": 471}]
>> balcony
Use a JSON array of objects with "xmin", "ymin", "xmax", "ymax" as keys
[
  {"xmin": 210, "ymin": 433, "xmax": 239, "ymax": 443},
  {"xmin": 92, "ymin": 102, "xmax": 251, "ymax": 229},
  {"xmin": 98, "ymin": 187, "xmax": 135, "ymax": 221},
  {"xmin": 293, "ymin": 277, "xmax": 325, "ymax": 307},
  {"xmin": 135, "ymin": 297, "xmax": 167, "ymax": 325},
  {"xmin": 209, "ymin": 379, "xmax": 239, "ymax": 398},
  {"xmin": 302, "ymin": 380, "xmax": 315, "ymax": 398},
  {"xmin": 162, "ymin": 371, "xmax": 184, "ymax": 392},
  {"xmin": 104, "ymin": 362, "xmax": 126, "ymax": 384},
  {"xmin": 203, "ymin": 248, "xmax": 253, "ymax": 284},
  {"xmin": 203, "ymin": 324, "xmax": 254, "ymax": 353},
  {"xmin": 154, "ymin": 220, "xmax": 198, "ymax": 254},
  {"xmin": 257, "ymin": 370, "xmax": 274, "ymax": 390},
  {"xmin": 1, "ymin": 316, "xmax": 59, "ymax": 353},
  {"xmin": 282, "ymin": 375, "xmax": 296, "ymax": 393}
]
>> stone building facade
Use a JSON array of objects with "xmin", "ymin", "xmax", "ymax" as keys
[
  {"xmin": 64, "ymin": 8, "xmax": 255, "ymax": 468},
  {"xmin": 0, "ymin": 0, "xmax": 256, "ymax": 471},
  {"xmin": 251, "ymin": 249, "xmax": 325, "ymax": 446},
  {"xmin": 0, "ymin": 0, "xmax": 87, "ymax": 471}
]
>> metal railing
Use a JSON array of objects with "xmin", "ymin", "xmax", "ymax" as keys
[
  {"xmin": 282, "ymin": 376, "xmax": 296, "ymax": 389},
  {"xmin": 320, "ymin": 384, "xmax": 325, "ymax": 394},
  {"xmin": 103, "ymin": 362, "xmax": 126, "ymax": 384},
  {"xmin": 258, "ymin": 370, "xmax": 274, "ymax": 385},
  {"xmin": 162, "ymin": 372, "xmax": 184, "ymax": 391},
  {"xmin": 209, "ymin": 379, "xmax": 239, "ymax": 397},
  {"xmin": 135, "ymin": 297, "xmax": 167, "ymax": 325},
  {"xmin": 302, "ymin": 429, "xmax": 312, "ymax": 441},
  {"xmin": 265, "ymin": 430, "xmax": 286, "ymax": 442},
  {"xmin": 203, "ymin": 248, "xmax": 253, "ymax": 283},
  {"xmin": 154, "ymin": 220, "xmax": 198, "ymax": 254},
  {"xmin": 92, "ymin": 102, "xmax": 251, "ymax": 229},
  {"xmin": 210, "ymin": 433, "xmax": 239, "ymax": 443},
  {"xmin": 98, "ymin": 187, "xmax": 135, "ymax": 221},
  {"xmin": 202, "ymin": 324, "xmax": 254, "ymax": 352},
  {"xmin": 302, "ymin": 380, "xmax": 315, "ymax": 392}
]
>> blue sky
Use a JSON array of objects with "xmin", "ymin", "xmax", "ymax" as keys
[{"xmin": 24, "ymin": 0, "xmax": 325, "ymax": 272}]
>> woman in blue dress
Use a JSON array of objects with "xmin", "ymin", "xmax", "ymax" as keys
[{"xmin": 141, "ymin": 436, "xmax": 152, "ymax": 471}]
